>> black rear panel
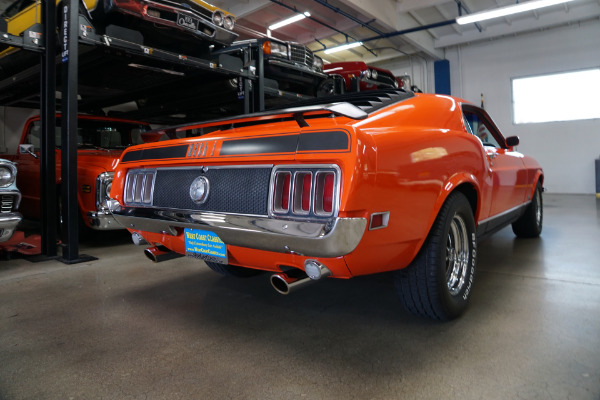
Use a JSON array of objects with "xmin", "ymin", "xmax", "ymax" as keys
[{"xmin": 152, "ymin": 167, "xmax": 271, "ymax": 215}]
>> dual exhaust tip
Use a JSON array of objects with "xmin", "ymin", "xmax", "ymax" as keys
[{"xmin": 133, "ymin": 233, "xmax": 330, "ymax": 295}]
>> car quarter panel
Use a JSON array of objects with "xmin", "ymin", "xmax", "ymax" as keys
[{"xmin": 337, "ymin": 95, "xmax": 491, "ymax": 275}]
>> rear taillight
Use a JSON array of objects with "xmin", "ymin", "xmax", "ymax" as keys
[
  {"xmin": 293, "ymin": 172, "xmax": 312, "ymax": 214},
  {"xmin": 270, "ymin": 165, "xmax": 339, "ymax": 219},
  {"xmin": 273, "ymin": 171, "xmax": 291, "ymax": 212},
  {"xmin": 125, "ymin": 170, "xmax": 155, "ymax": 206},
  {"xmin": 315, "ymin": 171, "xmax": 334, "ymax": 215}
]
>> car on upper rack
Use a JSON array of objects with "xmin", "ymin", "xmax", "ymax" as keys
[
  {"xmin": 0, "ymin": 158, "xmax": 22, "ymax": 242},
  {"xmin": 0, "ymin": 0, "xmax": 236, "ymax": 61},
  {"xmin": 137, "ymin": 38, "xmax": 332, "ymax": 126},
  {"xmin": 106, "ymin": 89, "xmax": 544, "ymax": 321},
  {"xmin": 216, "ymin": 38, "xmax": 329, "ymax": 100},
  {"xmin": 324, "ymin": 61, "xmax": 399, "ymax": 92},
  {"xmin": 7, "ymin": 114, "xmax": 151, "ymax": 232}
]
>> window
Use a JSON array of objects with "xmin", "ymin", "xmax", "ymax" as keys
[
  {"xmin": 512, "ymin": 68, "xmax": 600, "ymax": 124},
  {"xmin": 462, "ymin": 107, "xmax": 502, "ymax": 148},
  {"xmin": 26, "ymin": 119, "xmax": 147, "ymax": 150}
]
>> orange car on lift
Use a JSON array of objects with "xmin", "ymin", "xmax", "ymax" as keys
[{"xmin": 108, "ymin": 89, "xmax": 544, "ymax": 320}]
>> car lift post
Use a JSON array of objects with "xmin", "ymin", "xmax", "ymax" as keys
[
  {"xmin": 59, "ymin": 0, "xmax": 95, "ymax": 264},
  {"xmin": 40, "ymin": 0, "xmax": 57, "ymax": 257}
]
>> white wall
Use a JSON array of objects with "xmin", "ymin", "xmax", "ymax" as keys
[
  {"xmin": 444, "ymin": 20, "xmax": 600, "ymax": 194},
  {"xmin": 376, "ymin": 56, "xmax": 434, "ymax": 93}
]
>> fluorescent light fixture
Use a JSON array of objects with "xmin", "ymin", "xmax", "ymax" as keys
[
  {"xmin": 324, "ymin": 41, "xmax": 363, "ymax": 54},
  {"xmin": 269, "ymin": 11, "xmax": 310, "ymax": 31},
  {"xmin": 456, "ymin": 0, "xmax": 576, "ymax": 25}
]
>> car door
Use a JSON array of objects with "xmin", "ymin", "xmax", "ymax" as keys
[{"xmin": 462, "ymin": 105, "xmax": 529, "ymax": 218}]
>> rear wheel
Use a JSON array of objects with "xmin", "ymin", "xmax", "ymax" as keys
[
  {"xmin": 512, "ymin": 182, "xmax": 543, "ymax": 238},
  {"xmin": 394, "ymin": 192, "xmax": 477, "ymax": 321},
  {"xmin": 204, "ymin": 261, "xmax": 264, "ymax": 278}
]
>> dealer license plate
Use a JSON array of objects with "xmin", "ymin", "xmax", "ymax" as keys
[
  {"xmin": 176, "ymin": 13, "xmax": 199, "ymax": 31},
  {"xmin": 184, "ymin": 228, "xmax": 228, "ymax": 264}
]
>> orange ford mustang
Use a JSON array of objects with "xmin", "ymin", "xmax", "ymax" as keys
[{"xmin": 108, "ymin": 89, "xmax": 544, "ymax": 320}]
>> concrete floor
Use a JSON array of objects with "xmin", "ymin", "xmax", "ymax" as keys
[{"xmin": 1, "ymin": 194, "xmax": 599, "ymax": 400}]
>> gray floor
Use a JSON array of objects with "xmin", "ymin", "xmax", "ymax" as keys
[{"xmin": 1, "ymin": 194, "xmax": 599, "ymax": 400}]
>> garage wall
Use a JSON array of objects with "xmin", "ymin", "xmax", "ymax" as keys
[
  {"xmin": 0, "ymin": 107, "xmax": 38, "ymax": 155},
  {"xmin": 376, "ymin": 57, "xmax": 434, "ymax": 94},
  {"xmin": 444, "ymin": 19, "xmax": 600, "ymax": 194}
]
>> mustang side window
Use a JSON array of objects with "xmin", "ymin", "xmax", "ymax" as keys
[{"xmin": 462, "ymin": 109, "xmax": 501, "ymax": 148}]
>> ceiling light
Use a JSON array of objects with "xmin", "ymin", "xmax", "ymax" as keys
[
  {"xmin": 324, "ymin": 41, "xmax": 363, "ymax": 54},
  {"xmin": 456, "ymin": 0, "xmax": 576, "ymax": 25},
  {"xmin": 269, "ymin": 12, "xmax": 310, "ymax": 31}
]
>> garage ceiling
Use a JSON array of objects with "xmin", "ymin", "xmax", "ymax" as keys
[
  {"xmin": 0, "ymin": 0, "xmax": 598, "ymax": 123},
  {"xmin": 211, "ymin": 0, "xmax": 600, "ymax": 66}
]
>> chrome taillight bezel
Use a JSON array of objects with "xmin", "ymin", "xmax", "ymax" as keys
[
  {"xmin": 272, "ymin": 171, "xmax": 292, "ymax": 213},
  {"xmin": 269, "ymin": 164, "xmax": 341, "ymax": 221},
  {"xmin": 124, "ymin": 169, "xmax": 156, "ymax": 207}
]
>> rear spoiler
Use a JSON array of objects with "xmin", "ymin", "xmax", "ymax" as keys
[{"xmin": 148, "ymin": 102, "xmax": 368, "ymax": 140}]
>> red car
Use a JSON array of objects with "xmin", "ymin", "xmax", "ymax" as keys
[
  {"xmin": 10, "ymin": 114, "xmax": 150, "ymax": 231},
  {"xmin": 108, "ymin": 90, "xmax": 543, "ymax": 320},
  {"xmin": 324, "ymin": 61, "xmax": 399, "ymax": 92}
]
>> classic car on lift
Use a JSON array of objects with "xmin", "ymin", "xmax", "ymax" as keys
[
  {"xmin": 107, "ymin": 89, "xmax": 544, "ymax": 320},
  {"xmin": 324, "ymin": 61, "xmax": 399, "ymax": 92},
  {"xmin": 0, "ymin": 158, "xmax": 21, "ymax": 242},
  {"xmin": 10, "ymin": 114, "xmax": 150, "ymax": 232},
  {"xmin": 0, "ymin": 0, "xmax": 236, "ymax": 59},
  {"xmin": 217, "ymin": 38, "xmax": 328, "ymax": 99}
]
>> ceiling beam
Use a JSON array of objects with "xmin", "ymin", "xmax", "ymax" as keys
[
  {"xmin": 434, "ymin": 4, "xmax": 463, "ymax": 35},
  {"xmin": 397, "ymin": 0, "xmax": 453, "ymax": 13},
  {"xmin": 338, "ymin": 0, "xmax": 444, "ymax": 59}
]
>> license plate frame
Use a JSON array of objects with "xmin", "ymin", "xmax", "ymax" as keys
[
  {"xmin": 176, "ymin": 13, "xmax": 200, "ymax": 31},
  {"xmin": 184, "ymin": 228, "xmax": 228, "ymax": 264}
]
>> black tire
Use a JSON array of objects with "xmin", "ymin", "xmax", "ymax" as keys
[
  {"xmin": 512, "ymin": 182, "xmax": 543, "ymax": 238},
  {"xmin": 204, "ymin": 261, "xmax": 264, "ymax": 278},
  {"xmin": 394, "ymin": 192, "xmax": 477, "ymax": 321}
]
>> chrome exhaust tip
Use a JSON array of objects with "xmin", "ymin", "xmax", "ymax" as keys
[
  {"xmin": 144, "ymin": 246, "xmax": 183, "ymax": 263},
  {"xmin": 270, "ymin": 273, "xmax": 300, "ymax": 295},
  {"xmin": 270, "ymin": 261, "xmax": 331, "ymax": 295}
]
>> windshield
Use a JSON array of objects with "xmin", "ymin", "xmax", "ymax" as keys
[{"xmin": 26, "ymin": 118, "xmax": 150, "ymax": 150}]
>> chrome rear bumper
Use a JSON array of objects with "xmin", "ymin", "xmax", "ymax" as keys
[{"xmin": 110, "ymin": 205, "xmax": 366, "ymax": 258}]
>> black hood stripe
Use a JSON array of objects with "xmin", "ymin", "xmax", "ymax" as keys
[
  {"xmin": 122, "ymin": 145, "xmax": 189, "ymax": 163},
  {"xmin": 121, "ymin": 131, "xmax": 350, "ymax": 162}
]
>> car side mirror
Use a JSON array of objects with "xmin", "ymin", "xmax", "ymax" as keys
[
  {"xmin": 505, "ymin": 136, "xmax": 520, "ymax": 148},
  {"xmin": 19, "ymin": 144, "xmax": 39, "ymax": 159}
]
